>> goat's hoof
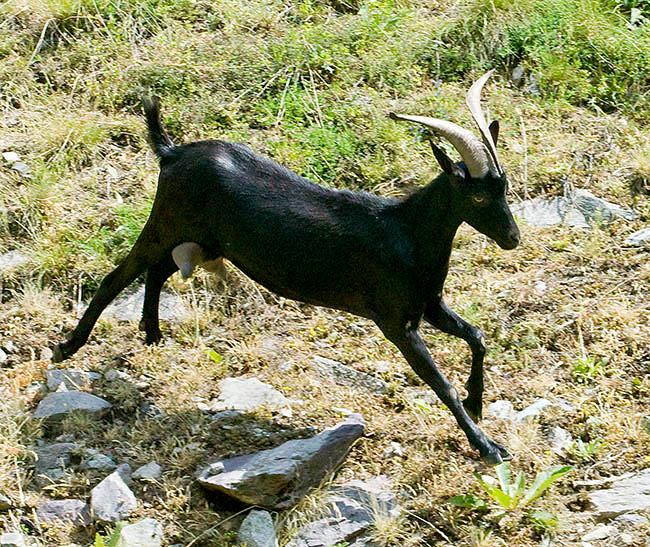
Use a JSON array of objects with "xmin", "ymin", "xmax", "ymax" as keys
[
  {"xmin": 144, "ymin": 331, "xmax": 163, "ymax": 345},
  {"xmin": 480, "ymin": 440, "xmax": 513, "ymax": 465},
  {"xmin": 463, "ymin": 398, "xmax": 483, "ymax": 423},
  {"xmin": 51, "ymin": 344, "xmax": 66, "ymax": 363}
]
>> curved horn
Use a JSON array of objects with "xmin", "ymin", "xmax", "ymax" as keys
[
  {"xmin": 389, "ymin": 112, "xmax": 491, "ymax": 178},
  {"xmin": 466, "ymin": 70, "xmax": 503, "ymax": 176}
]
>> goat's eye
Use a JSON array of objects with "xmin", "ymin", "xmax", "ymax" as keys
[{"xmin": 472, "ymin": 194, "xmax": 486, "ymax": 204}]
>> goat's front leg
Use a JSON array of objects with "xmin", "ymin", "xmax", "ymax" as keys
[
  {"xmin": 139, "ymin": 255, "xmax": 178, "ymax": 345},
  {"xmin": 381, "ymin": 324, "xmax": 511, "ymax": 464},
  {"xmin": 425, "ymin": 299, "xmax": 486, "ymax": 422}
]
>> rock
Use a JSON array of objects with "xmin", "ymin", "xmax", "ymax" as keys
[
  {"xmin": 511, "ymin": 64, "xmax": 525, "ymax": 84},
  {"xmin": 0, "ymin": 348, "xmax": 6, "ymax": 364},
  {"xmin": 287, "ymin": 476, "xmax": 399, "ymax": 547},
  {"xmin": 115, "ymin": 463, "xmax": 133, "ymax": 483},
  {"xmin": 512, "ymin": 189, "xmax": 637, "ymax": 229},
  {"xmin": 132, "ymin": 461, "xmax": 162, "ymax": 481},
  {"xmin": 0, "ymin": 251, "xmax": 29, "ymax": 273},
  {"xmin": 614, "ymin": 513, "xmax": 648, "ymax": 526},
  {"xmin": 209, "ymin": 377, "xmax": 291, "ymax": 413},
  {"xmin": 486, "ymin": 400, "xmax": 515, "ymax": 421},
  {"xmin": 625, "ymin": 227, "xmax": 650, "ymax": 247},
  {"xmin": 35, "ymin": 443, "xmax": 80, "ymax": 480},
  {"xmin": 0, "ymin": 493, "xmax": 12, "ymax": 510},
  {"xmin": 515, "ymin": 398, "xmax": 553, "ymax": 424},
  {"xmin": 0, "ymin": 532, "xmax": 26, "ymax": 547},
  {"xmin": 90, "ymin": 469, "xmax": 137, "ymax": 522},
  {"xmin": 82, "ymin": 453, "xmax": 116, "ymax": 472},
  {"xmin": 46, "ymin": 369, "xmax": 101, "ymax": 391},
  {"xmin": 581, "ymin": 525, "xmax": 616, "ymax": 541},
  {"xmin": 311, "ymin": 356, "xmax": 387, "ymax": 394},
  {"xmin": 36, "ymin": 499, "xmax": 91, "ymax": 526},
  {"xmin": 104, "ymin": 369, "xmax": 133, "ymax": 382},
  {"xmin": 115, "ymin": 518, "xmax": 163, "ymax": 547},
  {"xmin": 382, "ymin": 441, "xmax": 404, "ymax": 459},
  {"xmin": 2, "ymin": 151, "xmax": 20, "ymax": 164},
  {"xmin": 101, "ymin": 285, "xmax": 187, "ymax": 322},
  {"xmin": 548, "ymin": 426, "xmax": 573, "ymax": 454},
  {"xmin": 34, "ymin": 391, "xmax": 112, "ymax": 418},
  {"xmin": 238, "ymin": 510, "xmax": 278, "ymax": 547},
  {"xmin": 197, "ymin": 414, "xmax": 365, "ymax": 508},
  {"xmin": 588, "ymin": 469, "xmax": 650, "ymax": 519}
]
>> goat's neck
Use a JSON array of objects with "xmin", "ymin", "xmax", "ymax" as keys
[{"xmin": 402, "ymin": 174, "xmax": 462, "ymax": 275}]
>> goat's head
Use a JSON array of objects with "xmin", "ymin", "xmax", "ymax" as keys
[{"xmin": 390, "ymin": 71, "xmax": 520, "ymax": 250}]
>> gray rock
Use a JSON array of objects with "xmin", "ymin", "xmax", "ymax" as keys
[
  {"xmin": 115, "ymin": 518, "xmax": 163, "ymax": 547},
  {"xmin": 2, "ymin": 151, "xmax": 20, "ymax": 163},
  {"xmin": 0, "ymin": 348, "xmax": 6, "ymax": 364},
  {"xmin": 511, "ymin": 64, "xmax": 525, "ymax": 84},
  {"xmin": 625, "ymin": 227, "xmax": 650, "ymax": 247},
  {"xmin": 36, "ymin": 499, "xmax": 91, "ymax": 526},
  {"xmin": 311, "ymin": 356, "xmax": 387, "ymax": 394},
  {"xmin": 197, "ymin": 414, "xmax": 365, "ymax": 508},
  {"xmin": 486, "ymin": 400, "xmax": 515, "ymax": 421},
  {"xmin": 582, "ymin": 525, "xmax": 616, "ymax": 541},
  {"xmin": 238, "ymin": 510, "xmax": 278, "ymax": 547},
  {"xmin": 0, "ymin": 532, "xmax": 26, "ymax": 547},
  {"xmin": 102, "ymin": 285, "xmax": 187, "ymax": 322},
  {"xmin": 35, "ymin": 442, "xmax": 80, "ymax": 479},
  {"xmin": 210, "ymin": 377, "xmax": 290, "ymax": 413},
  {"xmin": 34, "ymin": 391, "xmax": 112, "ymax": 418},
  {"xmin": 512, "ymin": 189, "xmax": 637, "ymax": 229},
  {"xmin": 614, "ymin": 513, "xmax": 648, "ymax": 526},
  {"xmin": 90, "ymin": 469, "xmax": 137, "ymax": 523},
  {"xmin": 132, "ymin": 461, "xmax": 162, "ymax": 481},
  {"xmin": 46, "ymin": 369, "xmax": 102, "ymax": 391},
  {"xmin": 82, "ymin": 453, "xmax": 116, "ymax": 472},
  {"xmin": 287, "ymin": 476, "xmax": 399, "ymax": 547},
  {"xmin": 548, "ymin": 426, "xmax": 573, "ymax": 454},
  {"xmin": 382, "ymin": 441, "xmax": 404, "ymax": 459},
  {"xmin": 515, "ymin": 398, "xmax": 553, "ymax": 424},
  {"xmin": 589, "ymin": 469, "xmax": 650, "ymax": 519},
  {"xmin": 104, "ymin": 369, "xmax": 133, "ymax": 382},
  {"xmin": 0, "ymin": 250, "xmax": 29, "ymax": 273},
  {"xmin": 0, "ymin": 493, "xmax": 12, "ymax": 510}
]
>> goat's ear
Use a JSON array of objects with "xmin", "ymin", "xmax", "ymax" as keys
[
  {"xmin": 429, "ymin": 139, "xmax": 465, "ymax": 180},
  {"xmin": 489, "ymin": 120, "xmax": 499, "ymax": 147}
]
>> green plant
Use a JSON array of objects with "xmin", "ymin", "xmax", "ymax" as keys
[
  {"xmin": 450, "ymin": 462, "xmax": 572, "ymax": 527},
  {"xmin": 94, "ymin": 522, "xmax": 125, "ymax": 547},
  {"xmin": 572, "ymin": 356, "xmax": 609, "ymax": 383},
  {"xmin": 568, "ymin": 438, "xmax": 603, "ymax": 461}
]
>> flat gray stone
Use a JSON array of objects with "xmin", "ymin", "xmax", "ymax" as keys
[
  {"xmin": 36, "ymin": 499, "xmax": 91, "ymax": 526},
  {"xmin": 34, "ymin": 391, "xmax": 111, "ymax": 418},
  {"xmin": 197, "ymin": 414, "xmax": 365, "ymax": 508},
  {"xmin": 0, "ymin": 493, "xmax": 12, "ymax": 511},
  {"xmin": 548, "ymin": 426, "xmax": 573, "ymax": 455},
  {"xmin": 90, "ymin": 469, "xmax": 137, "ymax": 523},
  {"xmin": 287, "ymin": 476, "xmax": 399, "ymax": 547},
  {"xmin": 311, "ymin": 356, "xmax": 387, "ymax": 394},
  {"xmin": 132, "ymin": 461, "xmax": 162, "ymax": 481},
  {"xmin": 238, "ymin": 510, "xmax": 278, "ymax": 547},
  {"xmin": 35, "ymin": 442, "xmax": 80, "ymax": 479},
  {"xmin": 82, "ymin": 453, "xmax": 116, "ymax": 472},
  {"xmin": 589, "ymin": 469, "xmax": 650, "ymax": 519},
  {"xmin": 115, "ymin": 518, "xmax": 163, "ymax": 547},
  {"xmin": 486, "ymin": 400, "xmax": 515, "ymax": 420},
  {"xmin": 0, "ymin": 532, "xmax": 26, "ymax": 547},
  {"xmin": 0, "ymin": 251, "xmax": 29, "ymax": 273},
  {"xmin": 512, "ymin": 189, "xmax": 637, "ymax": 229},
  {"xmin": 101, "ymin": 285, "xmax": 187, "ymax": 322},
  {"xmin": 46, "ymin": 369, "xmax": 101, "ymax": 391},
  {"xmin": 209, "ymin": 377, "xmax": 290, "ymax": 413},
  {"xmin": 625, "ymin": 227, "xmax": 650, "ymax": 247},
  {"xmin": 515, "ymin": 398, "xmax": 553, "ymax": 424}
]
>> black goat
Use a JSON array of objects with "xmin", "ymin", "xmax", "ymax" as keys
[{"xmin": 53, "ymin": 72, "xmax": 520, "ymax": 463}]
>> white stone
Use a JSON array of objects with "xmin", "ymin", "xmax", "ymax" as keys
[
  {"xmin": 132, "ymin": 461, "xmax": 163, "ymax": 481},
  {"xmin": 116, "ymin": 518, "xmax": 163, "ymax": 547},
  {"xmin": 91, "ymin": 469, "xmax": 137, "ymax": 523},
  {"xmin": 238, "ymin": 510, "xmax": 278, "ymax": 547},
  {"xmin": 625, "ymin": 227, "xmax": 650, "ymax": 247},
  {"xmin": 0, "ymin": 532, "xmax": 25, "ymax": 547},
  {"xmin": 210, "ymin": 377, "xmax": 290, "ymax": 413},
  {"xmin": 514, "ymin": 398, "xmax": 553, "ymax": 424},
  {"xmin": 486, "ymin": 400, "xmax": 515, "ymax": 421},
  {"xmin": 582, "ymin": 525, "xmax": 616, "ymax": 541}
]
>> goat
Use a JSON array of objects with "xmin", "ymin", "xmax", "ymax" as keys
[{"xmin": 53, "ymin": 71, "xmax": 520, "ymax": 463}]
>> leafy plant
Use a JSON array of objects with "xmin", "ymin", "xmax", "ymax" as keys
[
  {"xmin": 93, "ymin": 522, "xmax": 125, "ymax": 547},
  {"xmin": 572, "ymin": 356, "xmax": 609, "ymax": 383},
  {"xmin": 568, "ymin": 438, "xmax": 603, "ymax": 461},
  {"xmin": 450, "ymin": 462, "xmax": 572, "ymax": 527}
]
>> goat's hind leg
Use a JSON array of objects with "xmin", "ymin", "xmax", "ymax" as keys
[
  {"xmin": 425, "ymin": 299, "xmax": 486, "ymax": 422},
  {"xmin": 139, "ymin": 254, "xmax": 179, "ymax": 345},
  {"xmin": 52, "ymin": 227, "xmax": 170, "ymax": 362},
  {"xmin": 380, "ymin": 322, "xmax": 510, "ymax": 464}
]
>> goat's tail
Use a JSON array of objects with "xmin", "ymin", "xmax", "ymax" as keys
[{"xmin": 143, "ymin": 96, "xmax": 176, "ymax": 161}]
